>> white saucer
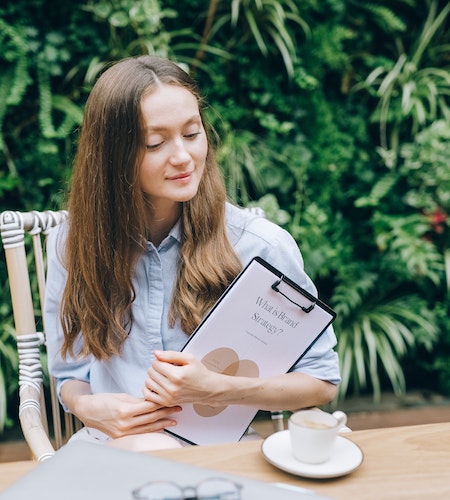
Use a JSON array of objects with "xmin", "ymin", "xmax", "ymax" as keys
[{"xmin": 261, "ymin": 430, "xmax": 363, "ymax": 479}]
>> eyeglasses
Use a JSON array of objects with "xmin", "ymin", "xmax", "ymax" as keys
[{"xmin": 131, "ymin": 477, "xmax": 242, "ymax": 500}]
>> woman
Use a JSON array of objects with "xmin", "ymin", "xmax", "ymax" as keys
[{"xmin": 44, "ymin": 55, "xmax": 340, "ymax": 450}]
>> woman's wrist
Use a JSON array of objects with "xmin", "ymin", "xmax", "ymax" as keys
[
  {"xmin": 61, "ymin": 379, "xmax": 92, "ymax": 416},
  {"xmin": 207, "ymin": 372, "xmax": 260, "ymax": 407}
]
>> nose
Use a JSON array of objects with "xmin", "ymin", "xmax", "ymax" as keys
[{"xmin": 169, "ymin": 138, "xmax": 191, "ymax": 166}]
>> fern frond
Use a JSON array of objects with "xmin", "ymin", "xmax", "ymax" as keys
[
  {"xmin": 355, "ymin": 172, "xmax": 398, "ymax": 207},
  {"xmin": 362, "ymin": 4, "xmax": 407, "ymax": 33},
  {"xmin": 37, "ymin": 63, "xmax": 83, "ymax": 139},
  {"xmin": 333, "ymin": 272, "xmax": 377, "ymax": 318}
]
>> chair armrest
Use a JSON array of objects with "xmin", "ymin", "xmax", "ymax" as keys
[{"xmin": 19, "ymin": 384, "xmax": 55, "ymax": 462}]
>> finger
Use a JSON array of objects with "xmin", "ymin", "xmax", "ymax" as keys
[
  {"xmin": 113, "ymin": 406, "xmax": 182, "ymax": 437},
  {"xmin": 133, "ymin": 405, "xmax": 181, "ymax": 426},
  {"xmin": 111, "ymin": 418, "xmax": 176, "ymax": 438},
  {"xmin": 145, "ymin": 367, "xmax": 171, "ymax": 395},
  {"xmin": 142, "ymin": 384, "xmax": 170, "ymax": 405},
  {"xmin": 131, "ymin": 398, "xmax": 163, "ymax": 415},
  {"xmin": 124, "ymin": 418, "xmax": 177, "ymax": 436},
  {"xmin": 142, "ymin": 384, "xmax": 157, "ymax": 402},
  {"xmin": 150, "ymin": 358, "xmax": 179, "ymax": 380},
  {"xmin": 128, "ymin": 408, "xmax": 182, "ymax": 435},
  {"xmin": 154, "ymin": 350, "xmax": 193, "ymax": 365}
]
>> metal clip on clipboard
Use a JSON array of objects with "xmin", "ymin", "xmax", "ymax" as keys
[{"xmin": 271, "ymin": 276, "xmax": 316, "ymax": 313}]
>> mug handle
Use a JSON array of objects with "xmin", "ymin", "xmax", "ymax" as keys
[{"xmin": 332, "ymin": 410, "xmax": 347, "ymax": 429}]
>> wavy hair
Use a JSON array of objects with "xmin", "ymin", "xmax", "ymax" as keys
[{"xmin": 61, "ymin": 55, "xmax": 242, "ymax": 360}]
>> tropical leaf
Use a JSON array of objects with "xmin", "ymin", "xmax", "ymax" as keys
[
  {"xmin": 353, "ymin": 0, "xmax": 450, "ymax": 159},
  {"xmin": 335, "ymin": 295, "xmax": 439, "ymax": 402},
  {"xmin": 217, "ymin": 0, "xmax": 310, "ymax": 76}
]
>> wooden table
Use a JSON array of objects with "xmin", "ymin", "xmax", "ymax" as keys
[{"xmin": 1, "ymin": 422, "xmax": 449, "ymax": 499}]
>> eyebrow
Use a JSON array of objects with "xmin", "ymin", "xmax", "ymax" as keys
[{"xmin": 145, "ymin": 114, "xmax": 202, "ymax": 132}]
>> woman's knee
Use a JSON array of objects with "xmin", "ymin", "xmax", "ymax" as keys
[{"xmin": 108, "ymin": 432, "xmax": 183, "ymax": 452}]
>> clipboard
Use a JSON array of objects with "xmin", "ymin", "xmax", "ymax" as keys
[{"xmin": 166, "ymin": 256, "xmax": 336, "ymax": 445}]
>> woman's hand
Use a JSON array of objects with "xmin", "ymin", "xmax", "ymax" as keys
[
  {"xmin": 142, "ymin": 351, "xmax": 338, "ymax": 412},
  {"xmin": 61, "ymin": 380, "xmax": 181, "ymax": 439},
  {"xmin": 143, "ymin": 350, "xmax": 220, "ymax": 407}
]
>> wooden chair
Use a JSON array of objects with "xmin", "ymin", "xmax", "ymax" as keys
[
  {"xmin": 0, "ymin": 208, "xmax": 283, "ymax": 462},
  {"xmin": 0, "ymin": 210, "xmax": 81, "ymax": 462}
]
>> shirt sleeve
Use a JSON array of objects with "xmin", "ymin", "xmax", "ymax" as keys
[{"xmin": 44, "ymin": 225, "xmax": 93, "ymax": 411}]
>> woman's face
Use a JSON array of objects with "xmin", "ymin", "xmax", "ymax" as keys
[{"xmin": 139, "ymin": 84, "xmax": 208, "ymax": 216}]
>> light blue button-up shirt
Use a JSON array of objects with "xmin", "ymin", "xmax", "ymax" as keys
[{"xmin": 45, "ymin": 203, "xmax": 340, "ymax": 409}]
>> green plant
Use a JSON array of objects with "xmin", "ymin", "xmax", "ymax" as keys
[
  {"xmin": 216, "ymin": 129, "xmax": 265, "ymax": 204},
  {"xmin": 374, "ymin": 212, "xmax": 444, "ymax": 284},
  {"xmin": 400, "ymin": 119, "xmax": 450, "ymax": 287},
  {"xmin": 82, "ymin": 0, "xmax": 175, "ymax": 59},
  {"xmin": 0, "ymin": 19, "xmax": 31, "ymax": 177},
  {"xmin": 432, "ymin": 302, "xmax": 450, "ymax": 394},
  {"xmin": 355, "ymin": 0, "xmax": 450, "ymax": 165},
  {"xmin": 247, "ymin": 193, "xmax": 291, "ymax": 226},
  {"xmin": 230, "ymin": 0, "xmax": 309, "ymax": 76},
  {"xmin": 0, "ymin": 291, "xmax": 17, "ymax": 432},
  {"xmin": 338, "ymin": 115, "xmax": 449, "ymax": 401},
  {"xmin": 193, "ymin": 0, "xmax": 309, "ymax": 76},
  {"xmin": 400, "ymin": 119, "xmax": 450, "ymax": 210},
  {"xmin": 333, "ymin": 271, "xmax": 439, "ymax": 402}
]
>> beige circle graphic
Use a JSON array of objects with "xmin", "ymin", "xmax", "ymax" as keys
[
  {"xmin": 224, "ymin": 359, "xmax": 260, "ymax": 377},
  {"xmin": 193, "ymin": 348, "xmax": 260, "ymax": 417},
  {"xmin": 200, "ymin": 347, "xmax": 239, "ymax": 374}
]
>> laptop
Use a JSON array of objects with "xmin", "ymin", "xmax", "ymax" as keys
[{"xmin": 0, "ymin": 441, "xmax": 332, "ymax": 499}]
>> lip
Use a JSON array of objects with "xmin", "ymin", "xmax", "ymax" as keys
[{"xmin": 167, "ymin": 172, "xmax": 193, "ymax": 181}]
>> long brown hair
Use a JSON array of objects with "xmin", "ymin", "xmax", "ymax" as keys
[{"xmin": 61, "ymin": 55, "xmax": 242, "ymax": 360}]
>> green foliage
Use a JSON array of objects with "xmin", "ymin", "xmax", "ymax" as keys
[
  {"xmin": 336, "ymin": 291, "xmax": 439, "ymax": 402},
  {"xmin": 374, "ymin": 213, "xmax": 443, "ymax": 283},
  {"xmin": 352, "ymin": 1, "xmax": 410, "ymax": 33},
  {"xmin": 400, "ymin": 119, "xmax": 450, "ymax": 214},
  {"xmin": 0, "ymin": 289, "xmax": 17, "ymax": 432},
  {"xmin": 188, "ymin": 0, "xmax": 309, "ymax": 76},
  {"xmin": 354, "ymin": 0, "xmax": 450, "ymax": 163},
  {"xmin": 228, "ymin": 0, "xmax": 310, "ymax": 76},
  {"xmin": 0, "ymin": 18, "xmax": 31, "ymax": 180},
  {"xmin": 216, "ymin": 129, "xmax": 266, "ymax": 204},
  {"xmin": 82, "ymin": 0, "xmax": 175, "ymax": 59},
  {"xmin": 247, "ymin": 193, "xmax": 291, "ymax": 226},
  {"xmin": 432, "ymin": 300, "xmax": 450, "ymax": 393}
]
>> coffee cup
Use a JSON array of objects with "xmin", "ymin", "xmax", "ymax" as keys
[{"xmin": 288, "ymin": 409, "xmax": 347, "ymax": 464}]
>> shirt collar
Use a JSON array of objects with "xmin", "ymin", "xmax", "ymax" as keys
[
  {"xmin": 167, "ymin": 217, "xmax": 182, "ymax": 243},
  {"xmin": 146, "ymin": 218, "xmax": 182, "ymax": 251}
]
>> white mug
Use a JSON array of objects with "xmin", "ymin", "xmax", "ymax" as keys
[{"xmin": 288, "ymin": 409, "xmax": 347, "ymax": 464}]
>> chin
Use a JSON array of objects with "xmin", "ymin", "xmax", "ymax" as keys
[{"xmin": 176, "ymin": 188, "xmax": 200, "ymax": 203}]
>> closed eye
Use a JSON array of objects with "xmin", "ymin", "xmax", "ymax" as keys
[
  {"xmin": 146, "ymin": 142, "xmax": 163, "ymax": 151},
  {"xmin": 184, "ymin": 131, "xmax": 202, "ymax": 139},
  {"xmin": 145, "ymin": 131, "xmax": 201, "ymax": 151}
]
